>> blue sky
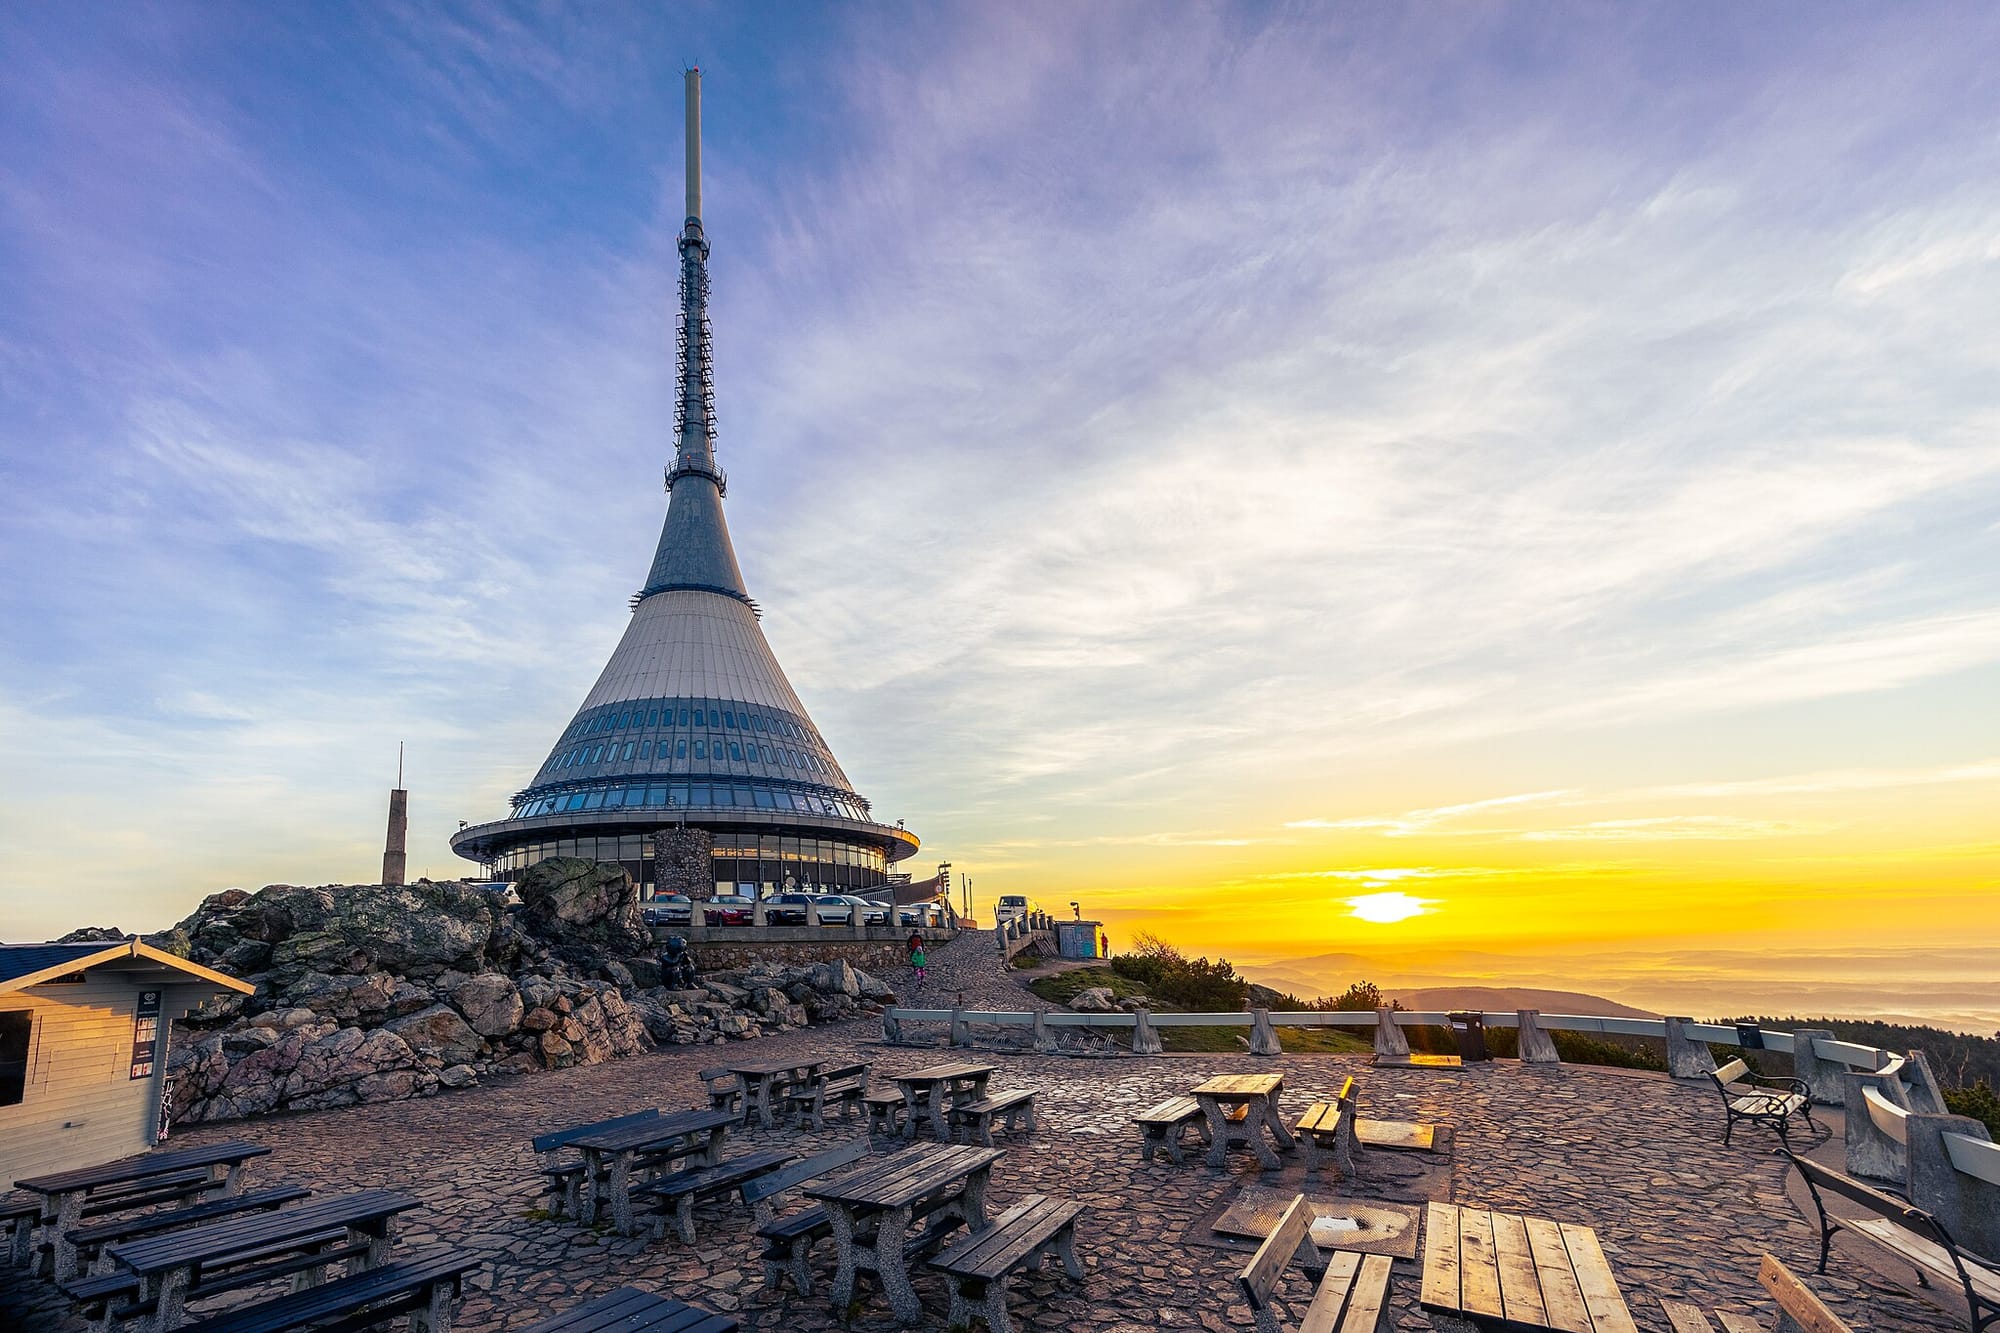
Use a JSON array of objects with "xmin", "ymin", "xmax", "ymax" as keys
[{"xmin": 3, "ymin": 4, "xmax": 1998, "ymax": 989}]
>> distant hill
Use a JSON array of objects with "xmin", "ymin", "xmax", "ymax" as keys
[{"xmin": 1388, "ymin": 986, "xmax": 1659, "ymax": 1019}]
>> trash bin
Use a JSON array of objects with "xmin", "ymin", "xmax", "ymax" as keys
[{"xmin": 1447, "ymin": 1011, "xmax": 1490, "ymax": 1062}]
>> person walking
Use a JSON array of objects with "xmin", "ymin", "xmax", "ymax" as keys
[
  {"xmin": 906, "ymin": 930, "xmax": 924, "ymax": 963},
  {"xmin": 909, "ymin": 942, "xmax": 927, "ymax": 991}
]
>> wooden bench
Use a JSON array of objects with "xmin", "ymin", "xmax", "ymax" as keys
[
  {"xmin": 1420, "ymin": 1201, "xmax": 1637, "ymax": 1332},
  {"xmin": 516, "ymin": 1285, "xmax": 737, "ymax": 1333},
  {"xmin": 862, "ymin": 1088, "xmax": 907, "ymax": 1136},
  {"xmin": 1709, "ymin": 1059, "xmax": 1814, "ymax": 1146},
  {"xmin": 928, "ymin": 1194, "xmax": 1086, "ymax": 1333},
  {"xmin": 1782, "ymin": 1148, "xmax": 1998, "ymax": 1332},
  {"xmin": 1662, "ymin": 1254, "xmax": 1855, "ymax": 1332},
  {"xmin": 63, "ymin": 1228, "xmax": 360, "ymax": 1333},
  {"xmin": 950, "ymin": 1089, "xmax": 1037, "ymax": 1147},
  {"xmin": 1237, "ymin": 1193, "xmax": 1390, "ymax": 1333},
  {"xmin": 171, "ymin": 1245, "xmax": 482, "ymax": 1333},
  {"xmin": 65, "ymin": 1184, "xmax": 311, "ymax": 1276},
  {"xmin": 1295, "ymin": 1076, "xmax": 1361, "ymax": 1179},
  {"xmin": 1134, "ymin": 1095, "xmax": 1216, "ymax": 1164},
  {"xmin": 3, "ymin": 1191, "xmax": 40, "ymax": 1268},
  {"xmin": 740, "ymin": 1137, "xmax": 872, "ymax": 1295},
  {"xmin": 529, "ymin": 1108, "xmax": 660, "ymax": 1218},
  {"xmin": 700, "ymin": 1066, "xmax": 745, "ymax": 1116},
  {"xmin": 783, "ymin": 1061, "xmax": 872, "ymax": 1130},
  {"xmin": 634, "ymin": 1148, "xmax": 796, "ymax": 1244}
]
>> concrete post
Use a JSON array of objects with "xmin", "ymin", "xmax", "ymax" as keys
[
  {"xmin": 1663, "ymin": 1017, "xmax": 1717, "ymax": 1080},
  {"xmin": 882, "ymin": 1010, "xmax": 901, "ymax": 1043},
  {"xmin": 381, "ymin": 787, "xmax": 408, "ymax": 886},
  {"xmin": 1789, "ymin": 1029, "xmax": 1845, "ymax": 1105},
  {"xmin": 1842, "ymin": 1069, "xmax": 1910, "ymax": 1184},
  {"xmin": 686, "ymin": 911, "xmax": 706, "ymax": 943},
  {"xmin": 950, "ymin": 1005, "xmax": 969, "ymax": 1047},
  {"xmin": 1903, "ymin": 1050, "xmax": 1949, "ymax": 1114},
  {"xmin": 1516, "ymin": 1010, "xmax": 1560, "ymax": 1064},
  {"xmin": 1033, "ymin": 1012, "xmax": 1058, "ymax": 1055},
  {"xmin": 1249, "ymin": 1008, "xmax": 1281, "ymax": 1057},
  {"xmin": 752, "ymin": 894, "xmax": 767, "ymax": 928},
  {"xmin": 851, "ymin": 912, "xmax": 867, "ymax": 941},
  {"xmin": 1131, "ymin": 1008, "xmax": 1163, "ymax": 1056},
  {"xmin": 1373, "ymin": 1007, "xmax": 1408, "ymax": 1058},
  {"xmin": 1906, "ymin": 1113, "xmax": 2000, "ymax": 1260}
]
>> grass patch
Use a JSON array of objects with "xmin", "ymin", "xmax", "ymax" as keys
[
  {"xmin": 1158, "ymin": 1025, "xmax": 1372, "ymax": 1054},
  {"xmin": 1026, "ymin": 967, "xmax": 1151, "ymax": 1006}
]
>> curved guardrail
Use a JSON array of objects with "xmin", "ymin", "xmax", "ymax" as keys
[{"xmin": 880, "ymin": 1003, "xmax": 2000, "ymax": 1201}]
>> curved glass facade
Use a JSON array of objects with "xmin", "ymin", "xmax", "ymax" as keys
[{"xmin": 487, "ymin": 832, "xmax": 887, "ymax": 896}]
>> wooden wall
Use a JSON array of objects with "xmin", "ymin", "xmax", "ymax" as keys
[{"xmin": 0, "ymin": 979, "xmax": 213, "ymax": 1182}]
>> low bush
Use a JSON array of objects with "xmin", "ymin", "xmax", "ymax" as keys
[
  {"xmin": 1108, "ymin": 932, "xmax": 1248, "ymax": 1011},
  {"xmin": 1944, "ymin": 1080, "xmax": 2000, "ymax": 1137}
]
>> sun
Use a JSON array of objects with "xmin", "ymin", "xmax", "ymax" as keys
[{"xmin": 1342, "ymin": 891, "xmax": 1436, "ymax": 924}]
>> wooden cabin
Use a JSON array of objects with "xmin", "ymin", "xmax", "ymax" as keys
[{"xmin": 0, "ymin": 940, "xmax": 253, "ymax": 1181}]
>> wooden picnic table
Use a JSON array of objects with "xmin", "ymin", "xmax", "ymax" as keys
[
  {"xmin": 804, "ymin": 1142, "xmax": 1004, "ymax": 1325},
  {"xmin": 893, "ymin": 1062, "xmax": 997, "ymax": 1141},
  {"xmin": 103, "ymin": 1187, "xmax": 419, "ymax": 1333},
  {"xmin": 727, "ymin": 1057, "xmax": 828, "ymax": 1129},
  {"xmin": 519, "ymin": 1284, "xmax": 738, "ymax": 1333},
  {"xmin": 16, "ymin": 1139, "xmax": 272, "ymax": 1283},
  {"xmin": 569, "ymin": 1106, "xmax": 734, "ymax": 1235},
  {"xmin": 1420, "ymin": 1201, "xmax": 1638, "ymax": 1333},
  {"xmin": 1191, "ymin": 1073, "xmax": 1296, "ymax": 1169}
]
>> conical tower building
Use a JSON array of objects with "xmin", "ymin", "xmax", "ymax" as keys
[{"xmin": 451, "ymin": 70, "xmax": 920, "ymax": 895}]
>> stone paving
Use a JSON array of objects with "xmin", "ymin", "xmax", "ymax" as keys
[{"xmin": 3, "ymin": 1013, "xmax": 1960, "ymax": 1333}]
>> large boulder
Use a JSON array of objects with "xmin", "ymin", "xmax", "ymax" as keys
[
  {"xmin": 515, "ymin": 859, "xmax": 650, "ymax": 955},
  {"xmin": 222, "ymin": 883, "xmax": 499, "ymax": 981},
  {"xmin": 447, "ymin": 973, "xmax": 524, "ymax": 1038},
  {"xmin": 1070, "ymin": 987, "xmax": 1119, "ymax": 1013},
  {"xmin": 384, "ymin": 1004, "xmax": 485, "ymax": 1065}
]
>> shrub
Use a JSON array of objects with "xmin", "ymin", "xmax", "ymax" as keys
[
  {"xmin": 1945, "ymin": 1080, "xmax": 2000, "ymax": 1138},
  {"xmin": 1108, "ymin": 932, "xmax": 1248, "ymax": 1011}
]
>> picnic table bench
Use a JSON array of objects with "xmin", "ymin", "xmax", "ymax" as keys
[
  {"xmin": 804, "ymin": 1142, "xmax": 1003, "ymax": 1325},
  {"xmin": 741, "ymin": 1137, "xmax": 872, "ymax": 1295},
  {"xmin": 1237, "ymin": 1193, "xmax": 1390, "ymax": 1333},
  {"xmin": 928, "ymin": 1193, "xmax": 1085, "ymax": 1333},
  {"xmin": 530, "ymin": 1108, "xmax": 660, "ymax": 1218},
  {"xmin": 1294, "ymin": 1076, "xmax": 1361, "ymax": 1179},
  {"xmin": 171, "ymin": 1244, "xmax": 481, "ymax": 1333},
  {"xmin": 67, "ymin": 1185, "xmax": 312, "ymax": 1277},
  {"xmin": 727, "ymin": 1058, "xmax": 826, "ymax": 1129},
  {"xmin": 1781, "ymin": 1148, "xmax": 1997, "ymax": 1332},
  {"xmin": 782, "ymin": 1061, "xmax": 872, "ymax": 1130},
  {"xmin": 17, "ymin": 1140, "xmax": 274, "ymax": 1283},
  {"xmin": 1420, "ymin": 1201, "xmax": 1637, "ymax": 1333},
  {"xmin": 634, "ymin": 1147, "xmax": 796, "ymax": 1244},
  {"xmin": 862, "ymin": 1088, "xmax": 908, "ymax": 1136},
  {"xmin": 567, "ymin": 1107, "xmax": 734, "ymax": 1235},
  {"xmin": 99, "ymin": 1187, "xmax": 421, "ymax": 1333},
  {"xmin": 1134, "ymin": 1095, "xmax": 1222, "ymax": 1164},
  {"xmin": 516, "ymin": 1285, "xmax": 737, "ymax": 1333},
  {"xmin": 700, "ymin": 1066, "xmax": 745, "ymax": 1117},
  {"xmin": 4, "ymin": 1190, "xmax": 41, "ymax": 1268},
  {"xmin": 893, "ymin": 1062, "xmax": 998, "ymax": 1142},
  {"xmin": 1661, "ymin": 1254, "xmax": 1855, "ymax": 1333},
  {"xmin": 949, "ymin": 1089, "xmax": 1037, "ymax": 1147},
  {"xmin": 1193, "ymin": 1073, "xmax": 1295, "ymax": 1169},
  {"xmin": 1708, "ymin": 1059, "xmax": 1814, "ymax": 1145}
]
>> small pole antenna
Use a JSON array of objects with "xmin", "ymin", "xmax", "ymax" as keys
[{"xmin": 396, "ymin": 742, "xmax": 404, "ymax": 789}]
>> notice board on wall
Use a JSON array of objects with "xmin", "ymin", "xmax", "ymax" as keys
[{"xmin": 130, "ymin": 989, "xmax": 162, "ymax": 1080}]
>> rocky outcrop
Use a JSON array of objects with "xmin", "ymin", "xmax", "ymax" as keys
[
  {"xmin": 1070, "ymin": 986, "xmax": 1119, "ymax": 1013},
  {"xmin": 151, "ymin": 858, "xmax": 894, "ymax": 1126}
]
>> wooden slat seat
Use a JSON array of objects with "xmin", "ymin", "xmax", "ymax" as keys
[
  {"xmin": 634, "ymin": 1149, "xmax": 795, "ymax": 1244},
  {"xmin": 862, "ymin": 1088, "xmax": 907, "ymax": 1136},
  {"xmin": 1659, "ymin": 1300, "xmax": 1765, "ymax": 1333},
  {"xmin": 1661, "ymin": 1254, "xmax": 1857, "ymax": 1332},
  {"xmin": 1236, "ymin": 1193, "xmax": 1390, "ymax": 1333},
  {"xmin": 948, "ymin": 1089, "xmax": 1037, "ymax": 1147},
  {"xmin": 65, "ymin": 1185, "xmax": 312, "ymax": 1276},
  {"xmin": 927, "ymin": 1194, "xmax": 1085, "ymax": 1333},
  {"xmin": 516, "ymin": 1285, "xmax": 738, "ymax": 1333},
  {"xmin": 1708, "ymin": 1059, "xmax": 1815, "ymax": 1146},
  {"xmin": 783, "ymin": 1062, "xmax": 872, "ymax": 1130},
  {"xmin": 171, "ymin": 1245, "xmax": 483, "ymax": 1333},
  {"xmin": 1781, "ymin": 1148, "xmax": 1998, "ymax": 1332},
  {"xmin": 1134, "ymin": 1095, "xmax": 1214, "ymax": 1164},
  {"xmin": 700, "ymin": 1067, "xmax": 745, "ymax": 1116},
  {"xmin": 1294, "ymin": 1077, "xmax": 1360, "ymax": 1179},
  {"xmin": 65, "ymin": 1228, "xmax": 360, "ymax": 1333},
  {"xmin": 1420, "ymin": 1201, "xmax": 1637, "ymax": 1332},
  {"xmin": 529, "ymin": 1108, "xmax": 659, "ymax": 1218},
  {"xmin": 741, "ymin": 1138, "xmax": 871, "ymax": 1295}
]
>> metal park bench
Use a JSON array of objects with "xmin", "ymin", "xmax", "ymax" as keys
[{"xmin": 1708, "ymin": 1059, "xmax": 1813, "ymax": 1145}]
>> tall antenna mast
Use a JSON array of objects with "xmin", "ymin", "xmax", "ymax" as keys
[
  {"xmin": 396, "ymin": 741, "xmax": 404, "ymax": 789},
  {"xmin": 684, "ymin": 66, "xmax": 702, "ymax": 222}
]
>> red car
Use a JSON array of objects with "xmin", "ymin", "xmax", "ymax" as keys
[{"xmin": 704, "ymin": 894, "xmax": 756, "ymax": 926}]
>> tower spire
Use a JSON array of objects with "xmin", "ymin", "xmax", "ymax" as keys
[{"xmin": 639, "ymin": 65, "xmax": 750, "ymax": 605}]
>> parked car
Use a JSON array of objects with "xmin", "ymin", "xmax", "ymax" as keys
[
  {"xmin": 704, "ymin": 894, "xmax": 755, "ymax": 926},
  {"xmin": 815, "ymin": 894, "xmax": 887, "ymax": 925},
  {"xmin": 641, "ymin": 894, "xmax": 691, "ymax": 926},
  {"xmin": 993, "ymin": 894, "xmax": 1031, "ymax": 923},
  {"xmin": 900, "ymin": 902, "xmax": 943, "ymax": 928},
  {"xmin": 765, "ymin": 893, "xmax": 821, "ymax": 926}
]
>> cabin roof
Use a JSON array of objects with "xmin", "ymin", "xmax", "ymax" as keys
[{"xmin": 0, "ymin": 939, "xmax": 254, "ymax": 996}]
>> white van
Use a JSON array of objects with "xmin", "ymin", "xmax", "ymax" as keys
[{"xmin": 994, "ymin": 894, "xmax": 1031, "ymax": 923}]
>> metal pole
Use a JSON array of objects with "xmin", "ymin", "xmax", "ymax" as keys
[{"xmin": 684, "ymin": 68, "xmax": 702, "ymax": 222}]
